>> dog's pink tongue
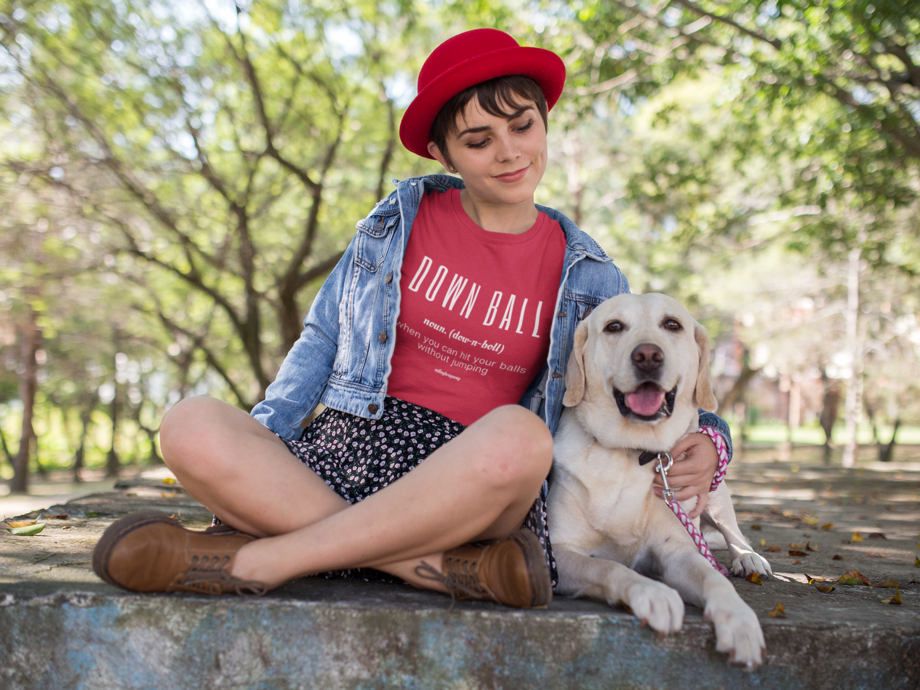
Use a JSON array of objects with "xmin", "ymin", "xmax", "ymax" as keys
[{"xmin": 626, "ymin": 388, "xmax": 665, "ymax": 416}]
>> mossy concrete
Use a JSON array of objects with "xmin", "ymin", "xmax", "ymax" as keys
[{"xmin": 1, "ymin": 457, "xmax": 919, "ymax": 689}]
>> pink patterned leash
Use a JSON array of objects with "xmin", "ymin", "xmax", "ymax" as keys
[
  {"xmin": 698, "ymin": 425, "xmax": 730, "ymax": 492},
  {"xmin": 651, "ymin": 450, "xmax": 730, "ymax": 577}
]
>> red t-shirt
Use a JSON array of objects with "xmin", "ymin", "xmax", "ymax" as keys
[{"xmin": 386, "ymin": 188, "xmax": 566, "ymax": 425}]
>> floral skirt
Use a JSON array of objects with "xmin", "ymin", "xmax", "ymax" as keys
[{"xmin": 278, "ymin": 396, "xmax": 556, "ymax": 585}]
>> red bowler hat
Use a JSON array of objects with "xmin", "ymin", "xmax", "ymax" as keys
[{"xmin": 399, "ymin": 28, "xmax": 566, "ymax": 159}]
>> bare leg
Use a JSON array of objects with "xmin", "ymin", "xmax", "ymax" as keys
[{"xmin": 159, "ymin": 397, "xmax": 552, "ymax": 590}]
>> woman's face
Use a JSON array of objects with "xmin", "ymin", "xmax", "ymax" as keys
[{"xmin": 428, "ymin": 95, "xmax": 548, "ymax": 210}]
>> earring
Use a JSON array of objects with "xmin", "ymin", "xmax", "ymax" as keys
[{"xmin": 447, "ymin": 166, "xmax": 457, "ymax": 174}]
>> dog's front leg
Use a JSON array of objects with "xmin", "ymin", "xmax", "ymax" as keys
[
  {"xmin": 702, "ymin": 484, "xmax": 773, "ymax": 578},
  {"xmin": 658, "ymin": 546, "xmax": 765, "ymax": 669},
  {"xmin": 555, "ymin": 545, "xmax": 684, "ymax": 635}
]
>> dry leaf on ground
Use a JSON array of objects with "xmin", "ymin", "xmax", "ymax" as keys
[
  {"xmin": 821, "ymin": 523, "xmax": 834, "ymax": 530},
  {"xmin": 851, "ymin": 532, "xmax": 864, "ymax": 542},
  {"xmin": 789, "ymin": 550, "xmax": 807, "ymax": 557},
  {"xmin": 767, "ymin": 545, "xmax": 781, "ymax": 552},
  {"xmin": 8, "ymin": 523, "xmax": 45, "ymax": 536},
  {"xmin": 806, "ymin": 541, "xmax": 818, "ymax": 552},
  {"xmin": 838, "ymin": 570, "xmax": 871, "ymax": 586},
  {"xmin": 880, "ymin": 589, "xmax": 902, "ymax": 605},
  {"xmin": 833, "ymin": 554, "xmax": 845, "ymax": 561},
  {"xmin": 751, "ymin": 524, "xmax": 761, "ymax": 530},
  {"xmin": 6, "ymin": 520, "xmax": 36, "ymax": 529},
  {"xmin": 768, "ymin": 602, "xmax": 787, "ymax": 618},
  {"xmin": 866, "ymin": 552, "xmax": 886, "ymax": 558},
  {"xmin": 745, "ymin": 573, "xmax": 764, "ymax": 585},
  {"xmin": 873, "ymin": 579, "xmax": 900, "ymax": 588},
  {"xmin": 804, "ymin": 574, "xmax": 825, "ymax": 584},
  {"xmin": 815, "ymin": 583, "xmax": 836, "ymax": 594}
]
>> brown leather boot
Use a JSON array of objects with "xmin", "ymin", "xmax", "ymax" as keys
[
  {"xmin": 417, "ymin": 529, "xmax": 552, "ymax": 609},
  {"xmin": 93, "ymin": 510, "xmax": 268, "ymax": 595}
]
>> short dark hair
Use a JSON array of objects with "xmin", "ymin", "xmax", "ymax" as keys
[{"xmin": 428, "ymin": 75, "xmax": 549, "ymax": 167}]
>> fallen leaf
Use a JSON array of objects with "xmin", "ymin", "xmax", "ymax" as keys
[
  {"xmin": 915, "ymin": 556, "xmax": 919, "ymax": 568},
  {"xmin": 751, "ymin": 524, "xmax": 762, "ymax": 530},
  {"xmin": 873, "ymin": 579, "xmax": 900, "ymax": 588},
  {"xmin": 851, "ymin": 532, "xmax": 863, "ymax": 542},
  {"xmin": 615, "ymin": 600, "xmax": 634, "ymax": 615},
  {"xmin": 821, "ymin": 523, "xmax": 834, "ymax": 530},
  {"xmin": 838, "ymin": 570, "xmax": 871, "ymax": 586},
  {"xmin": 759, "ymin": 538, "xmax": 767, "ymax": 547},
  {"xmin": 833, "ymin": 555, "xmax": 845, "ymax": 561},
  {"xmin": 866, "ymin": 552, "xmax": 886, "ymax": 558},
  {"xmin": 806, "ymin": 541, "xmax": 819, "ymax": 552},
  {"xmin": 790, "ymin": 542, "xmax": 803, "ymax": 549},
  {"xmin": 792, "ymin": 560, "xmax": 802, "ymax": 565},
  {"xmin": 789, "ymin": 550, "xmax": 807, "ymax": 557},
  {"xmin": 767, "ymin": 545, "xmax": 781, "ymax": 552},
  {"xmin": 745, "ymin": 573, "xmax": 764, "ymax": 585},
  {"xmin": 867, "ymin": 532, "xmax": 887, "ymax": 540},
  {"xmin": 768, "ymin": 602, "xmax": 787, "ymax": 618},
  {"xmin": 8, "ymin": 523, "xmax": 45, "ymax": 536},
  {"xmin": 62, "ymin": 525, "xmax": 71, "ymax": 530},
  {"xmin": 160, "ymin": 491, "xmax": 178, "ymax": 498},
  {"xmin": 815, "ymin": 583, "xmax": 836, "ymax": 594},
  {"xmin": 802, "ymin": 518, "xmax": 819, "ymax": 525},
  {"xmin": 49, "ymin": 514, "xmax": 68, "ymax": 520},
  {"xmin": 783, "ymin": 510, "xmax": 793, "ymax": 518},
  {"xmin": 162, "ymin": 477, "xmax": 177, "ymax": 484},
  {"xmin": 85, "ymin": 511, "xmax": 99, "ymax": 518},
  {"xmin": 880, "ymin": 589, "xmax": 902, "ymax": 605},
  {"xmin": 804, "ymin": 573, "xmax": 825, "ymax": 584},
  {"xmin": 6, "ymin": 520, "xmax": 36, "ymax": 529}
]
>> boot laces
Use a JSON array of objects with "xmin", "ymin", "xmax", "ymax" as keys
[
  {"xmin": 415, "ymin": 553, "xmax": 494, "ymax": 611},
  {"xmin": 175, "ymin": 554, "xmax": 268, "ymax": 596}
]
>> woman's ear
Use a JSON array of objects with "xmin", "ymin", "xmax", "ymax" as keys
[{"xmin": 427, "ymin": 142, "xmax": 454, "ymax": 173}]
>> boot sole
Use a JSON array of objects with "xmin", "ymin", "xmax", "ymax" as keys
[
  {"xmin": 92, "ymin": 510, "xmax": 179, "ymax": 588},
  {"xmin": 512, "ymin": 529, "xmax": 553, "ymax": 608}
]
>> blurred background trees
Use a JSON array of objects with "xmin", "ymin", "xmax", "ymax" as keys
[{"xmin": 1, "ymin": 0, "xmax": 918, "ymax": 491}]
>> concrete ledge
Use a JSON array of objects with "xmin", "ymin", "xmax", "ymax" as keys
[
  {"xmin": 1, "ymin": 579, "xmax": 918, "ymax": 689},
  {"xmin": 2, "ymin": 458, "xmax": 919, "ymax": 689}
]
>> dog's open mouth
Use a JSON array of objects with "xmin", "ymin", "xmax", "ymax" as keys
[{"xmin": 613, "ymin": 382, "xmax": 677, "ymax": 421}]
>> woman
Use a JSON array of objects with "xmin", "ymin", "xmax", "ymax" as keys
[{"xmin": 93, "ymin": 29, "xmax": 731, "ymax": 608}]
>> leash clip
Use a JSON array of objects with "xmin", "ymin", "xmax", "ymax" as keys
[{"xmin": 653, "ymin": 452, "xmax": 675, "ymax": 505}]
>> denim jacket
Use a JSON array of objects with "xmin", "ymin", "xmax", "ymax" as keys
[{"xmin": 251, "ymin": 174, "xmax": 732, "ymax": 456}]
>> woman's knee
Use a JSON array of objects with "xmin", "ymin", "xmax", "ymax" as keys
[
  {"xmin": 470, "ymin": 405, "xmax": 553, "ymax": 489},
  {"xmin": 159, "ymin": 397, "xmax": 232, "ymax": 475}
]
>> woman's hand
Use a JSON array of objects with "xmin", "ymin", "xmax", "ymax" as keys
[{"xmin": 652, "ymin": 432, "xmax": 719, "ymax": 519}]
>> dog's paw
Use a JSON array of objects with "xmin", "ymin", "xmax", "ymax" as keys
[
  {"xmin": 616, "ymin": 579, "xmax": 684, "ymax": 635},
  {"xmin": 705, "ymin": 601, "xmax": 765, "ymax": 670},
  {"xmin": 730, "ymin": 550, "xmax": 774, "ymax": 578}
]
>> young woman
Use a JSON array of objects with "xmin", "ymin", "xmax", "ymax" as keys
[{"xmin": 93, "ymin": 29, "xmax": 732, "ymax": 607}]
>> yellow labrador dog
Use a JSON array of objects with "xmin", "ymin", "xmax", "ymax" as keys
[{"xmin": 548, "ymin": 293, "xmax": 769, "ymax": 669}]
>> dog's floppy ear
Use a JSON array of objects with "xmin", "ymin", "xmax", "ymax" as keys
[
  {"xmin": 693, "ymin": 320, "xmax": 718, "ymax": 412},
  {"xmin": 563, "ymin": 320, "xmax": 590, "ymax": 407}
]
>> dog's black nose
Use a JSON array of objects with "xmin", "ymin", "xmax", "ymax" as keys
[{"xmin": 631, "ymin": 343, "xmax": 663, "ymax": 374}]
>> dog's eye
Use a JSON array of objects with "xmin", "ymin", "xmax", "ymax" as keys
[
  {"xmin": 662, "ymin": 319, "xmax": 682, "ymax": 332},
  {"xmin": 604, "ymin": 321, "xmax": 624, "ymax": 333}
]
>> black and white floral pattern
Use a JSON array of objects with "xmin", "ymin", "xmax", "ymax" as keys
[{"xmin": 283, "ymin": 397, "xmax": 556, "ymax": 585}]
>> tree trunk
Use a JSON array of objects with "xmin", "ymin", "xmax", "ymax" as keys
[
  {"xmin": 105, "ymin": 386, "xmax": 119, "ymax": 478},
  {"xmin": 73, "ymin": 399, "xmax": 95, "ymax": 482},
  {"xmin": 11, "ymin": 304, "xmax": 40, "ymax": 494},
  {"xmin": 879, "ymin": 418, "xmax": 901, "ymax": 463},
  {"xmin": 819, "ymin": 375, "xmax": 841, "ymax": 466},
  {"xmin": 842, "ymin": 244, "xmax": 862, "ymax": 467}
]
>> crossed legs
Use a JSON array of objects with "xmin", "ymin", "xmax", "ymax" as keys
[{"xmin": 158, "ymin": 397, "xmax": 553, "ymax": 591}]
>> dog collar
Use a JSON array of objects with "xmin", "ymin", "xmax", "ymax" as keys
[{"xmin": 637, "ymin": 450, "xmax": 666, "ymax": 466}]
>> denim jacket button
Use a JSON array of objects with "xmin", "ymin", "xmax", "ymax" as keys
[
  {"xmin": 368, "ymin": 404, "xmax": 378, "ymax": 414},
  {"xmin": 378, "ymin": 331, "xmax": 387, "ymax": 343},
  {"xmin": 384, "ymin": 272, "xmax": 393, "ymax": 283}
]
